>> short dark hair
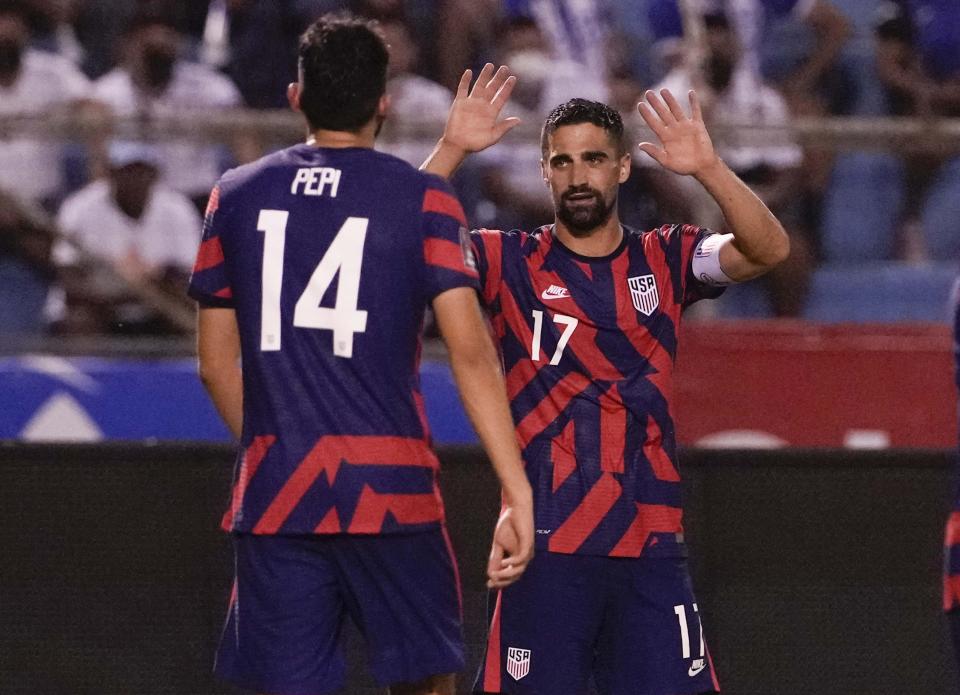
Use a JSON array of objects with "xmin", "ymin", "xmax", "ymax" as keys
[
  {"xmin": 298, "ymin": 13, "xmax": 389, "ymax": 132},
  {"xmin": 541, "ymin": 98, "xmax": 625, "ymax": 158}
]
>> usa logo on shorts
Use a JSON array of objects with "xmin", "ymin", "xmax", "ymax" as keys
[
  {"xmin": 628, "ymin": 274, "xmax": 659, "ymax": 316},
  {"xmin": 506, "ymin": 647, "xmax": 531, "ymax": 680}
]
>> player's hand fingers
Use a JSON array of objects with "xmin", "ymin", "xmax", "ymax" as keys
[
  {"xmin": 661, "ymin": 88, "xmax": 687, "ymax": 121},
  {"xmin": 644, "ymin": 89, "xmax": 675, "ymax": 125},
  {"xmin": 487, "ymin": 561, "xmax": 527, "ymax": 588},
  {"xmin": 491, "ymin": 75, "xmax": 517, "ymax": 111},
  {"xmin": 689, "ymin": 89, "xmax": 704, "ymax": 123},
  {"xmin": 487, "ymin": 539, "xmax": 506, "ymax": 580},
  {"xmin": 471, "ymin": 63, "xmax": 496, "ymax": 98},
  {"xmin": 636, "ymin": 102, "xmax": 668, "ymax": 140},
  {"xmin": 638, "ymin": 142, "xmax": 667, "ymax": 166},
  {"xmin": 456, "ymin": 69, "xmax": 472, "ymax": 99},
  {"xmin": 486, "ymin": 65, "xmax": 511, "ymax": 95}
]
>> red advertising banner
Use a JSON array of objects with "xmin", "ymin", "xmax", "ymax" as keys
[{"xmin": 674, "ymin": 322, "xmax": 956, "ymax": 449}]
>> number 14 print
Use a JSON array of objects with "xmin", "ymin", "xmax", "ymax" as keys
[{"xmin": 258, "ymin": 210, "xmax": 368, "ymax": 358}]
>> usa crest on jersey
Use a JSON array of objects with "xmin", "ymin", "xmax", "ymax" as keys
[
  {"xmin": 628, "ymin": 274, "xmax": 659, "ymax": 316},
  {"xmin": 506, "ymin": 647, "xmax": 531, "ymax": 680}
]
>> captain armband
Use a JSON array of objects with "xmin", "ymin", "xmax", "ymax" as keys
[{"xmin": 691, "ymin": 233, "xmax": 736, "ymax": 286}]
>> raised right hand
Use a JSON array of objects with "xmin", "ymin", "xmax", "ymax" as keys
[{"xmin": 441, "ymin": 63, "xmax": 522, "ymax": 154}]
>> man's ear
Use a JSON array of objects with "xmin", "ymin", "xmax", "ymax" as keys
[
  {"xmin": 541, "ymin": 158, "xmax": 549, "ymax": 185},
  {"xmin": 618, "ymin": 153, "xmax": 631, "ymax": 184},
  {"xmin": 377, "ymin": 93, "xmax": 391, "ymax": 117},
  {"xmin": 287, "ymin": 82, "xmax": 301, "ymax": 112}
]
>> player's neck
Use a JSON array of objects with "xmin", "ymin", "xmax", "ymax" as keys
[
  {"xmin": 553, "ymin": 216, "xmax": 624, "ymax": 258},
  {"xmin": 306, "ymin": 126, "xmax": 376, "ymax": 149}
]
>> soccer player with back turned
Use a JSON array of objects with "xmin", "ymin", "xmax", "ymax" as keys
[
  {"xmin": 189, "ymin": 16, "xmax": 533, "ymax": 695},
  {"xmin": 423, "ymin": 67, "xmax": 790, "ymax": 694}
]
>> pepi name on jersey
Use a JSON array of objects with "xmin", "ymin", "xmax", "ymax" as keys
[{"xmin": 291, "ymin": 167, "xmax": 342, "ymax": 197}]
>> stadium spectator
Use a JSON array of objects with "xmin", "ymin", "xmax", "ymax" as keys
[
  {"xmin": 423, "ymin": 78, "xmax": 789, "ymax": 693},
  {"xmin": 55, "ymin": 141, "xmax": 200, "ymax": 282},
  {"xmin": 0, "ymin": 0, "xmax": 91, "ymax": 208},
  {"xmin": 647, "ymin": 0, "xmax": 850, "ymax": 111},
  {"xmin": 641, "ymin": 11, "xmax": 812, "ymax": 316},
  {"xmin": 875, "ymin": 0, "xmax": 960, "ymax": 260},
  {"xmin": 53, "ymin": 141, "xmax": 200, "ymax": 334},
  {"xmin": 376, "ymin": 14, "xmax": 452, "ymax": 166},
  {"xmin": 92, "ymin": 11, "xmax": 245, "ymax": 210},
  {"xmin": 20, "ymin": 0, "xmax": 84, "ymax": 65}
]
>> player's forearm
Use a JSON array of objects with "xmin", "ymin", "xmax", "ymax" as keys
[
  {"xmin": 420, "ymin": 138, "xmax": 469, "ymax": 179},
  {"xmin": 447, "ymin": 345, "xmax": 531, "ymax": 506},
  {"xmin": 695, "ymin": 158, "xmax": 789, "ymax": 270},
  {"xmin": 199, "ymin": 363, "xmax": 243, "ymax": 438}
]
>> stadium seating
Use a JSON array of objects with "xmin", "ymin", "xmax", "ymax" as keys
[
  {"xmin": 820, "ymin": 152, "xmax": 904, "ymax": 262},
  {"xmin": 0, "ymin": 258, "xmax": 50, "ymax": 335},
  {"xmin": 714, "ymin": 261, "xmax": 957, "ymax": 322}
]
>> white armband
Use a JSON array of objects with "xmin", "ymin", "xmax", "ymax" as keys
[{"xmin": 691, "ymin": 233, "xmax": 736, "ymax": 286}]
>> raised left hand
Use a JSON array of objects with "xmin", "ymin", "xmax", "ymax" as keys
[{"xmin": 637, "ymin": 89, "xmax": 720, "ymax": 177}]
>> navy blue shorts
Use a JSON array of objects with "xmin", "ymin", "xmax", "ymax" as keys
[
  {"xmin": 215, "ymin": 529, "xmax": 465, "ymax": 695},
  {"xmin": 474, "ymin": 552, "xmax": 719, "ymax": 695}
]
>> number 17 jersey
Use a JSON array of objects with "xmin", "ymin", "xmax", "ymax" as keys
[{"xmin": 188, "ymin": 144, "xmax": 478, "ymax": 537}]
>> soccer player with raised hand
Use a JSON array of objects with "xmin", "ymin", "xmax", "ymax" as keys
[
  {"xmin": 190, "ymin": 16, "xmax": 532, "ymax": 695},
  {"xmin": 423, "ymin": 72, "xmax": 788, "ymax": 694}
]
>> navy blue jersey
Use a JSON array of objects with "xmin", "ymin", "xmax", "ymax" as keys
[
  {"xmin": 471, "ymin": 225, "xmax": 722, "ymax": 558},
  {"xmin": 189, "ymin": 144, "xmax": 478, "ymax": 535}
]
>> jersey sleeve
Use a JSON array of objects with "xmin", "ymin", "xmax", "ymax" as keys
[
  {"xmin": 657, "ymin": 224, "xmax": 725, "ymax": 307},
  {"xmin": 187, "ymin": 183, "xmax": 235, "ymax": 308},
  {"xmin": 420, "ymin": 175, "xmax": 480, "ymax": 300},
  {"xmin": 469, "ymin": 229, "xmax": 506, "ymax": 307}
]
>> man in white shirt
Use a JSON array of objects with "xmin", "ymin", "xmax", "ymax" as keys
[
  {"xmin": 56, "ymin": 141, "xmax": 201, "ymax": 281},
  {"xmin": 0, "ymin": 2, "xmax": 91, "ymax": 207},
  {"xmin": 92, "ymin": 12, "xmax": 244, "ymax": 208}
]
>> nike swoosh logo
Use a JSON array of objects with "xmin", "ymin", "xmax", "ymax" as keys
[{"xmin": 688, "ymin": 664, "xmax": 706, "ymax": 677}]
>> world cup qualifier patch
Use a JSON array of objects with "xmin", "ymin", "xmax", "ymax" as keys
[{"xmin": 628, "ymin": 274, "xmax": 659, "ymax": 316}]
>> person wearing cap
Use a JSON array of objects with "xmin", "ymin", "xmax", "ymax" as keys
[{"xmin": 54, "ymin": 140, "xmax": 201, "ymax": 286}]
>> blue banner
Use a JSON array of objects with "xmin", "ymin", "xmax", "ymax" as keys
[{"xmin": 0, "ymin": 356, "xmax": 476, "ymax": 444}]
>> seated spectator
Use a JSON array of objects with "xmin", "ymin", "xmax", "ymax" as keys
[
  {"xmin": 92, "ymin": 11, "xmax": 245, "ymax": 210},
  {"xmin": 640, "ymin": 11, "xmax": 813, "ymax": 317},
  {"xmin": 376, "ymin": 14, "xmax": 452, "ymax": 166},
  {"xmin": 21, "ymin": 0, "xmax": 84, "ymax": 66},
  {"xmin": 53, "ymin": 142, "xmax": 200, "ymax": 334},
  {"xmin": 875, "ymin": 0, "xmax": 960, "ymax": 260},
  {"xmin": 0, "ymin": 0, "xmax": 91, "ymax": 209}
]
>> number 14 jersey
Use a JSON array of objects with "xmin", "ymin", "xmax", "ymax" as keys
[{"xmin": 188, "ymin": 144, "xmax": 478, "ymax": 536}]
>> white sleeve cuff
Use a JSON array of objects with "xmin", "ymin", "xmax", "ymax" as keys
[{"xmin": 691, "ymin": 233, "xmax": 736, "ymax": 286}]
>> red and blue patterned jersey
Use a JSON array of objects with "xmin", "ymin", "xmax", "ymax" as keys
[
  {"xmin": 944, "ymin": 279, "xmax": 960, "ymax": 611},
  {"xmin": 471, "ymin": 224, "xmax": 722, "ymax": 557},
  {"xmin": 188, "ymin": 144, "xmax": 478, "ymax": 536}
]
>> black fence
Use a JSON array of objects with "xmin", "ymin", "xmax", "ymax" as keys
[{"xmin": 0, "ymin": 444, "xmax": 955, "ymax": 695}]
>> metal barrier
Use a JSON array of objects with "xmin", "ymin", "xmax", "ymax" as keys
[{"xmin": 0, "ymin": 444, "xmax": 955, "ymax": 694}]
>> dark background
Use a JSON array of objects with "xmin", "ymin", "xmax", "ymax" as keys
[{"xmin": 0, "ymin": 444, "xmax": 956, "ymax": 694}]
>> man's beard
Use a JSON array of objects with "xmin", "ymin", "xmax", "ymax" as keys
[{"xmin": 555, "ymin": 186, "xmax": 615, "ymax": 237}]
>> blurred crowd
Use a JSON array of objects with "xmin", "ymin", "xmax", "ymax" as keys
[{"xmin": 0, "ymin": 0, "xmax": 958, "ymax": 336}]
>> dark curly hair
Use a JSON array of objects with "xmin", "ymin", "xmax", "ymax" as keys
[
  {"xmin": 541, "ymin": 98, "xmax": 626, "ymax": 158},
  {"xmin": 298, "ymin": 13, "xmax": 389, "ymax": 132}
]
